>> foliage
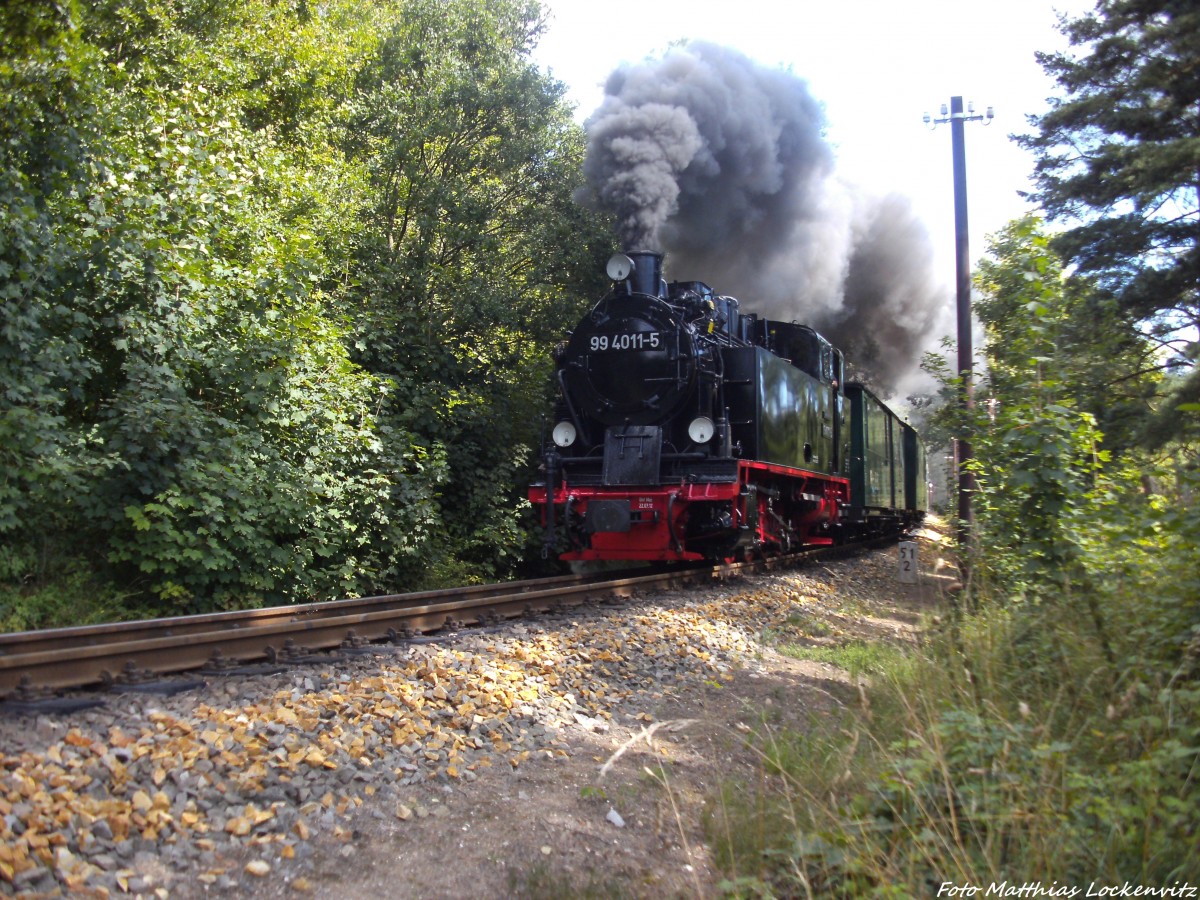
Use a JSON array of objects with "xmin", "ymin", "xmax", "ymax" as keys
[
  {"xmin": 1019, "ymin": 0, "xmax": 1200, "ymax": 445},
  {"xmin": 975, "ymin": 217, "xmax": 1159, "ymax": 455},
  {"xmin": 0, "ymin": 561, "xmax": 136, "ymax": 634},
  {"xmin": 341, "ymin": 0, "xmax": 611, "ymax": 582},
  {"xmin": 1, "ymin": 0, "xmax": 610, "ymax": 620},
  {"xmin": 709, "ymin": 477, "xmax": 1200, "ymax": 892},
  {"xmin": 706, "ymin": 211, "xmax": 1199, "ymax": 892},
  {"xmin": 922, "ymin": 219, "xmax": 1118, "ymax": 598},
  {"xmin": 0, "ymin": 0, "xmax": 452, "ymax": 613},
  {"xmin": 0, "ymin": 0, "xmax": 113, "ymax": 571}
]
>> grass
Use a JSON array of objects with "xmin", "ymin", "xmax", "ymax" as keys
[
  {"xmin": 777, "ymin": 639, "xmax": 902, "ymax": 680},
  {"xmin": 702, "ymin": 484, "xmax": 1200, "ymax": 897},
  {"xmin": 704, "ymin": 589, "xmax": 1200, "ymax": 897}
]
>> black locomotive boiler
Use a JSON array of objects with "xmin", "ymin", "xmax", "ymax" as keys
[{"xmin": 528, "ymin": 251, "xmax": 927, "ymax": 562}]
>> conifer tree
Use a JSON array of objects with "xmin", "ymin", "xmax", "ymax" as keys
[{"xmin": 1020, "ymin": 0, "xmax": 1199, "ymax": 445}]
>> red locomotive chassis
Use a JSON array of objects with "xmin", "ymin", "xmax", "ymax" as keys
[{"xmin": 529, "ymin": 459, "xmax": 850, "ymax": 562}]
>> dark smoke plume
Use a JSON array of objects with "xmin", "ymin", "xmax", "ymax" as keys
[{"xmin": 580, "ymin": 42, "xmax": 951, "ymax": 396}]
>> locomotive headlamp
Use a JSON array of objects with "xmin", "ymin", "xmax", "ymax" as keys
[
  {"xmin": 552, "ymin": 421, "xmax": 577, "ymax": 448},
  {"xmin": 605, "ymin": 253, "xmax": 634, "ymax": 281},
  {"xmin": 687, "ymin": 416, "xmax": 715, "ymax": 444}
]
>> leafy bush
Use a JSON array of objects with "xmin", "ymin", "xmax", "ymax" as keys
[{"xmin": 1, "ymin": 0, "xmax": 610, "ymax": 620}]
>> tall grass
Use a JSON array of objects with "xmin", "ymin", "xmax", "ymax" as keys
[{"xmin": 707, "ymin": 480, "xmax": 1200, "ymax": 895}]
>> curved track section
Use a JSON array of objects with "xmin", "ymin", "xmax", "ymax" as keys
[{"xmin": 0, "ymin": 540, "xmax": 893, "ymax": 700}]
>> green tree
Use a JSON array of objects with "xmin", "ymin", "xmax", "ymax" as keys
[
  {"xmin": 925, "ymin": 220, "xmax": 1114, "ymax": 597},
  {"xmin": 1020, "ymin": 0, "xmax": 1199, "ymax": 446},
  {"xmin": 0, "ymin": 0, "xmax": 115, "ymax": 576},
  {"xmin": 2, "ymin": 0, "xmax": 614, "ymax": 622},
  {"xmin": 2, "ymin": 0, "xmax": 449, "ymax": 618},
  {"xmin": 343, "ymin": 0, "xmax": 611, "ymax": 581},
  {"xmin": 975, "ymin": 217, "xmax": 1158, "ymax": 453}
]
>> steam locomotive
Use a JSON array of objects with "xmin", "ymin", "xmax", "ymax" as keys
[{"xmin": 529, "ymin": 251, "xmax": 927, "ymax": 562}]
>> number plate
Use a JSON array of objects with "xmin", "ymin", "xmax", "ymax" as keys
[{"xmin": 588, "ymin": 332, "xmax": 663, "ymax": 352}]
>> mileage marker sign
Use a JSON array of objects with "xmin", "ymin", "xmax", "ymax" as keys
[{"xmin": 898, "ymin": 541, "xmax": 918, "ymax": 584}]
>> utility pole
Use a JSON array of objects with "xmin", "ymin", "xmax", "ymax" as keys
[{"xmin": 925, "ymin": 96, "xmax": 992, "ymax": 551}]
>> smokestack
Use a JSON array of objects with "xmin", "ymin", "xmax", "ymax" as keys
[{"xmin": 627, "ymin": 251, "xmax": 664, "ymax": 298}]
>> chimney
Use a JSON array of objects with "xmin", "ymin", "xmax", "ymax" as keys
[{"xmin": 626, "ymin": 251, "xmax": 664, "ymax": 298}]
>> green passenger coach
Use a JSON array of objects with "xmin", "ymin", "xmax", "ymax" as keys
[{"xmin": 844, "ymin": 382, "xmax": 927, "ymax": 530}]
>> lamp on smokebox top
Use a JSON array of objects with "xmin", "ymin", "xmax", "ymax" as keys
[
  {"xmin": 606, "ymin": 253, "xmax": 634, "ymax": 281},
  {"xmin": 924, "ymin": 96, "xmax": 992, "ymax": 555}
]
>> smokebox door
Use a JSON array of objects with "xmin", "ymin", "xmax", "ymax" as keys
[{"xmin": 602, "ymin": 426, "xmax": 662, "ymax": 486}]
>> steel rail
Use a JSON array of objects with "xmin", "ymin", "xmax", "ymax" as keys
[
  {"xmin": 0, "ymin": 563, "xmax": 741, "ymax": 697},
  {"xmin": 0, "ymin": 570, "xmax": 635, "ymax": 660},
  {"xmin": 0, "ymin": 538, "xmax": 894, "ymax": 700}
]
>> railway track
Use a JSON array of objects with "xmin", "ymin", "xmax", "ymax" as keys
[
  {"xmin": 0, "ymin": 565, "xmax": 725, "ymax": 701},
  {"xmin": 0, "ymin": 539, "xmax": 894, "ymax": 704}
]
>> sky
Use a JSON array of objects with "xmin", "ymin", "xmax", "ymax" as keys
[{"xmin": 530, "ymin": 0, "xmax": 1093, "ymax": 292}]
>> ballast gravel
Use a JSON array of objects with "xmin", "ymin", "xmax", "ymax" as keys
[{"xmin": 0, "ymin": 539, "xmax": 952, "ymax": 898}]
